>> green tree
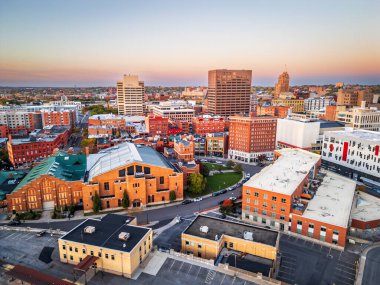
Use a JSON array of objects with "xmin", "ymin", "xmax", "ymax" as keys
[
  {"xmin": 169, "ymin": 190, "xmax": 176, "ymax": 202},
  {"xmin": 200, "ymin": 164, "xmax": 210, "ymax": 177},
  {"xmin": 226, "ymin": 160, "xmax": 235, "ymax": 169},
  {"xmin": 233, "ymin": 163, "xmax": 243, "ymax": 174},
  {"xmin": 93, "ymin": 192, "xmax": 102, "ymax": 213},
  {"xmin": 122, "ymin": 190, "xmax": 129, "ymax": 208},
  {"xmin": 188, "ymin": 173, "xmax": 207, "ymax": 195}
]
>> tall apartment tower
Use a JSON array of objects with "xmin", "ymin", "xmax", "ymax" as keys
[
  {"xmin": 116, "ymin": 74, "xmax": 144, "ymax": 116},
  {"xmin": 274, "ymin": 71, "xmax": 290, "ymax": 98},
  {"xmin": 208, "ymin": 69, "xmax": 252, "ymax": 116}
]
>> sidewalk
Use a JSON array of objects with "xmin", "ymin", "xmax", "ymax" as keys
[{"xmin": 355, "ymin": 242, "xmax": 380, "ymax": 285}]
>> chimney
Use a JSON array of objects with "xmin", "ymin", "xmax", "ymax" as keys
[
  {"xmin": 361, "ymin": 101, "xmax": 366, "ymax": 109},
  {"xmin": 85, "ymin": 146, "xmax": 90, "ymax": 156}
]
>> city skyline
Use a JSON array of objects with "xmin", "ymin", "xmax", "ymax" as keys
[{"xmin": 1, "ymin": 0, "xmax": 379, "ymax": 87}]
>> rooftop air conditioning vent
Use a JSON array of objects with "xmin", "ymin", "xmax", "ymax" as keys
[
  {"xmin": 118, "ymin": 232, "xmax": 130, "ymax": 241},
  {"xmin": 244, "ymin": 231, "xmax": 254, "ymax": 241},
  {"xmin": 200, "ymin": 226, "xmax": 209, "ymax": 234},
  {"xmin": 84, "ymin": 226, "xmax": 96, "ymax": 234}
]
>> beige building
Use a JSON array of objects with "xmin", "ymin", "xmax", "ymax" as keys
[
  {"xmin": 58, "ymin": 214, "xmax": 152, "ymax": 279},
  {"xmin": 336, "ymin": 101, "xmax": 380, "ymax": 131},
  {"xmin": 208, "ymin": 69, "xmax": 252, "ymax": 116},
  {"xmin": 117, "ymin": 74, "xmax": 144, "ymax": 116},
  {"xmin": 274, "ymin": 71, "xmax": 290, "ymax": 98},
  {"xmin": 272, "ymin": 99, "xmax": 304, "ymax": 113},
  {"xmin": 181, "ymin": 215, "xmax": 279, "ymax": 275}
]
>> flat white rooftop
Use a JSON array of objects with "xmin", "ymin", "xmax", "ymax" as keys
[
  {"xmin": 301, "ymin": 171, "xmax": 356, "ymax": 228},
  {"xmin": 351, "ymin": 191, "xmax": 380, "ymax": 223},
  {"xmin": 244, "ymin": 148, "xmax": 320, "ymax": 195},
  {"xmin": 324, "ymin": 129, "xmax": 380, "ymax": 142}
]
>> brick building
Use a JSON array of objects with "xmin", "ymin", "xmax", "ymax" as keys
[
  {"xmin": 228, "ymin": 116, "xmax": 277, "ymax": 163},
  {"xmin": 242, "ymin": 148, "xmax": 356, "ymax": 248},
  {"xmin": 208, "ymin": 69, "xmax": 252, "ymax": 116},
  {"xmin": 192, "ymin": 115, "xmax": 225, "ymax": 135},
  {"xmin": 205, "ymin": 132, "xmax": 228, "ymax": 157},
  {"xmin": 337, "ymin": 89, "xmax": 373, "ymax": 107},
  {"xmin": 7, "ymin": 126, "xmax": 71, "ymax": 167},
  {"xmin": 272, "ymin": 99, "xmax": 304, "ymax": 113},
  {"xmin": 274, "ymin": 71, "xmax": 290, "ymax": 98},
  {"xmin": 256, "ymin": 105, "xmax": 290, "ymax": 118},
  {"xmin": 41, "ymin": 110, "xmax": 76, "ymax": 128},
  {"xmin": 88, "ymin": 114, "xmax": 126, "ymax": 129},
  {"xmin": 7, "ymin": 152, "xmax": 86, "ymax": 212},
  {"xmin": 83, "ymin": 143, "xmax": 183, "ymax": 211},
  {"xmin": 173, "ymin": 139, "xmax": 195, "ymax": 162},
  {"xmin": 0, "ymin": 111, "xmax": 41, "ymax": 134},
  {"xmin": 0, "ymin": 125, "xmax": 8, "ymax": 138},
  {"xmin": 145, "ymin": 116, "xmax": 169, "ymax": 136}
]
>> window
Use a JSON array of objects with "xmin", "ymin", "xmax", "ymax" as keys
[
  {"xmin": 104, "ymin": 182, "xmax": 110, "ymax": 191},
  {"xmin": 63, "ymin": 254, "xmax": 67, "ymax": 259},
  {"xmin": 105, "ymin": 254, "xmax": 109, "ymax": 259},
  {"xmin": 297, "ymin": 220, "xmax": 302, "ymax": 225},
  {"xmin": 159, "ymin": 177, "xmax": 164, "ymax": 184},
  {"xmin": 263, "ymin": 194, "xmax": 268, "ymax": 200},
  {"xmin": 271, "ymin": 212, "xmax": 276, "ymax": 218},
  {"xmin": 262, "ymin": 210, "xmax": 267, "ymax": 215},
  {"xmin": 321, "ymin": 227, "xmax": 326, "ymax": 232},
  {"xmin": 270, "ymin": 221, "xmax": 275, "ymax": 227},
  {"xmin": 82, "ymin": 249, "xmax": 86, "ymax": 254},
  {"xmin": 70, "ymin": 255, "xmax": 73, "ymax": 261},
  {"xmin": 271, "ymin": 204, "xmax": 276, "ymax": 210},
  {"xmin": 246, "ymin": 198, "xmax": 251, "ymax": 203},
  {"xmin": 253, "ymin": 216, "xmax": 258, "ymax": 222},
  {"xmin": 62, "ymin": 245, "xmax": 66, "ymax": 250},
  {"xmin": 254, "ymin": 192, "xmax": 259, "ymax": 197},
  {"xmin": 280, "ymin": 207, "xmax": 285, "ymax": 212},
  {"xmin": 144, "ymin": 167, "xmax": 151, "ymax": 174},
  {"xmin": 263, "ymin": 202, "xmax": 267, "ymax": 207},
  {"xmin": 246, "ymin": 190, "xmax": 250, "ymax": 195},
  {"xmin": 281, "ymin": 198, "xmax": 286, "ymax": 203},
  {"xmin": 75, "ymin": 247, "xmax": 78, "ymax": 253},
  {"xmin": 280, "ymin": 215, "xmax": 285, "ymax": 220},
  {"xmin": 245, "ymin": 205, "xmax": 250, "ymax": 211},
  {"xmin": 253, "ymin": 207, "xmax": 258, "ymax": 213},
  {"xmin": 90, "ymin": 251, "xmax": 94, "ymax": 256},
  {"xmin": 262, "ymin": 218, "xmax": 267, "ymax": 224},
  {"xmin": 98, "ymin": 252, "xmax": 102, "ymax": 257},
  {"xmin": 272, "ymin": 196, "xmax": 277, "ymax": 202},
  {"xmin": 69, "ymin": 246, "xmax": 72, "ymax": 252},
  {"xmin": 127, "ymin": 166, "xmax": 134, "ymax": 175},
  {"xmin": 309, "ymin": 224, "xmax": 314, "ymax": 229},
  {"xmin": 198, "ymin": 244, "xmax": 202, "ymax": 249},
  {"xmin": 111, "ymin": 255, "xmax": 115, "ymax": 260},
  {"xmin": 254, "ymin": 199, "xmax": 258, "ymax": 205},
  {"xmin": 185, "ymin": 241, "xmax": 189, "ymax": 245},
  {"xmin": 119, "ymin": 169, "xmax": 125, "ymax": 177},
  {"xmin": 229, "ymin": 242, "xmax": 233, "ymax": 248}
]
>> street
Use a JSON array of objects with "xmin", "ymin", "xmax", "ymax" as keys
[{"xmin": 362, "ymin": 246, "xmax": 380, "ymax": 285}]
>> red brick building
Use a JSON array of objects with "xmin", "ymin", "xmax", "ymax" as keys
[
  {"xmin": 228, "ymin": 116, "xmax": 277, "ymax": 163},
  {"xmin": 145, "ymin": 116, "xmax": 169, "ymax": 136},
  {"xmin": 242, "ymin": 149, "xmax": 356, "ymax": 248},
  {"xmin": 192, "ymin": 116, "xmax": 225, "ymax": 135},
  {"xmin": 256, "ymin": 106, "xmax": 290, "ymax": 118},
  {"xmin": 0, "ymin": 125, "xmax": 8, "ymax": 138},
  {"xmin": 7, "ymin": 126, "xmax": 71, "ymax": 167},
  {"xmin": 41, "ymin": 110, "xmax": 76, "ymax": 128}
]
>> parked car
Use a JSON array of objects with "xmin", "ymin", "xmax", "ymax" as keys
[
  {"xmin": 216, "ymin": 161, "xmax": 223, "ymax": 164},
  {"xmin": 226, "ymin": 187, "xmax": 233, "ymax": 191},
  {"xmin": 220, "ymin": 189, "xmax": 227, "ymax": 194},
  {"xmin": 36, "ymin": 230, "xmax": 47, "ymax": 237},
  {"xmin": 193, "ymin": 197, "xmax": 203, "ymax": 202},
  {"xmin": 200, "ymin": 159, "xmax": 208, "ymax": 162},
  {"xmin": 246, "ymin": 173, "xmax": 251, "ymax": 178},
  {"xmin": 229, "ymin": 196, "xmax": 237, "ymax": 201},
  {"xmin": 181, "ymin": 199, "xmax": 193, "ymax": 205},
  {"xmin": 212, "ymin": 191, "xmax": 221, "ymax": 197},
  {"xmin": 8, "ymin": 220, "xmax": 21, "ymax": 226},
  {"xmin": 220, "ymin": 213, "xmax": 227, "ymax": 219}
]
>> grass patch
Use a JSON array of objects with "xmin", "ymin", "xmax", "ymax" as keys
[
  {"xmin": 187, "ymin": 172, "xmax": 242, "ymax": 198},
  {"xmin": 203, "ymin": 163, "xmax": 230, "ymax": 171}
]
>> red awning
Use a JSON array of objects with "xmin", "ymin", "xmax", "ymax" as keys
[
  {"xmin": 6, "ymin": 264, "xmax": 74, "ymax": 285},
  {"xmin": 74, "ymin": 255, "xmax": 99, "ymax": 272}
]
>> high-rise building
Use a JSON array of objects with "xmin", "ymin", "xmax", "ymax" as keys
[
  {"xmin": 207, "ymin": 69, "xmax": 252, "ymax": 116},
  {"xmin": 117, "ymin": 74, "xmax": 144, "ymax": 116},
  {"xmin": 228, "ymin": 116, "xmax": 277, "ymax": 163},
  {"xmin": 274, "ymin": 71, "xmax": 290, "ymax": 98}
]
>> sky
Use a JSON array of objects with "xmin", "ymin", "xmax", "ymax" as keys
[{"xmin": 0, "ymin": 0, "xmax": 379, "ymax": 87}]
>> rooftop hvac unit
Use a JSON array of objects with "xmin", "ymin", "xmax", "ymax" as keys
[
  {"xmin": 84, "ymin": 226, "xmax": 96, "ymax": 234},
  {"xmin": 200, "ymin": 226, "xmax": 209, "ymax": 234},
  {"xmin": 118, "ymin": 232, "xmax": 130, "ymax": 241},
  {"xmin": 244, "ymin": 231, "xmax": 254, "ymax": 241}
]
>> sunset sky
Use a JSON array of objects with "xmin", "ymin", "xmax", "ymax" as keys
[{"xmin": 0, "ymin": 0, "xmax": 379, "ymax": 87}]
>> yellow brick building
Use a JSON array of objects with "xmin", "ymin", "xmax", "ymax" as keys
[
  {"xmin": 181, "ymin": 215, "xmax": 279, "ymax": 261},
  {"xmin": 58, "ymin": 214, "xmax": 152, "ymax": 278},
  {"xmin": 272, "ymin": 99, "xmax": 305, "ymax": 113}
]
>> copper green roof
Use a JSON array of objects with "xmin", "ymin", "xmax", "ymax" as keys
[{"xmin": 12, "ymin": 152, "xmax": 87, "ymax": 193}]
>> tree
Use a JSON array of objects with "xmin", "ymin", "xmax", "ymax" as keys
[
  {"xmin": 121, "ymin": 190, "xmax": 129, "ymax": 208},
  {"xmin": 93, "ymin": 192, "xmax": 102, "ymax": 213},
  {"xmin": 220, "ymin": 199, "xmax": 234, "ymax": 214},
  {"xmin": 169, "ymin": 190, "xmax": 176, "ymax": 202},
  {"xmin": 233, "ymin": 163, "xmax": 243, "ymax": 174},
  {"xmin": 200, "ymin": 163, "xmax": 210, "ymax": 177},
  {"xmin": 226, "ymin": 160, "xmax": 235, "ymax": 169},
  {"xmin": 188, "ymin": 173, "xmax": 207, "ymax": 195}
]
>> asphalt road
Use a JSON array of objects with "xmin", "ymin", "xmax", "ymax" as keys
[{"xmin": 362, "ymin": 247, "xmax": 380, "ymax": 285}]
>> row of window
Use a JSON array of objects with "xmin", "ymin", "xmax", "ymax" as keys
[{"xmin": 245, "ymin": 190, "xmax": 287, "ymax": 203}]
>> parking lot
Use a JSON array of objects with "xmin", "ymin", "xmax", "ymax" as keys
[
  {"xmin": 278, "ymin": 234, "xmax": 359, "ymax": 285},
  {"xmin": 0, "ymin": 230, "xmax": 74, "ymax": 282}
]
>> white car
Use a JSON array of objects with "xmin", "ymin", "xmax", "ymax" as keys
[
  {"xmin": 229, "ymin": 196, "xmax": 237, "ymax": 201},
  {"xmin": 216, "ymin": 161, "xmax": 223, "ymax": 164},
  {"xmin": 193, "ymin": 197, "xmax": 203, "ymax": 202},
  {"xmin": 200, "ymin": 159, "xmax": 208, "ymax": 162}
]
